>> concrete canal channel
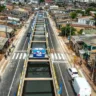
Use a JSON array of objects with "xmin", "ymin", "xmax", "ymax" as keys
[{"xmin": 17, "ymin": 11, "xmax": 58, "ymax": 96}]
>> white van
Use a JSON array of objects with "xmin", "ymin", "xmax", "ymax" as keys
[{"xmin": 72, "ymin": 77, "xmax": 91, "ymax": 96}]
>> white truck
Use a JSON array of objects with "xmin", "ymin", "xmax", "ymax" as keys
[{"xmin": 72, "ymin": 77, "xmax": 91, "ymax": 96}]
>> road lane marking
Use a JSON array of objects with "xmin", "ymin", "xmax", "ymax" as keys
[
  {"xmin": 54, "ymin": 53, "xmax": 57, "ymax": 60},
  {"xmin": 57, "ymin": 63, "xmax": 69, "ymax": 96},
  {"xmin": 12, "ymin": 53, "xmax": 16, "ymax": 59},
  {"xmin": 19, "ymin": 53, "xmax": 23, "ymax": 59},
  {"xmin": 58, "ymin": 53, "xmax": 61, "ymax": 60},
  {"xmin": 7, "ymin": 59, "xmax": 21, "ymax": 96},
  {"xmin": 16, "ymin": 53, "xmax": 19, "ymax": 59},
  {"xmin": 61, "ymin": 54, "xmax": 65, "ymax": 60},
  {"xmin": 23, "ymin": 53, "xmax": 27, "ymax": 59}
]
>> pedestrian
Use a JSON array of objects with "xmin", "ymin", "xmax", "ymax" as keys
[{"xmin": 4, "ymin": 54, "xmax": 7, "ymax": 59}]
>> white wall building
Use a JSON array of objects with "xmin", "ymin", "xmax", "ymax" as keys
[
  {"xmin": 73, "ymin": 0, "xmax": 96, "ymax": 3},
  {"xmin": 78, "ymin": 16, "xmax": 95, "ymax": 26}
]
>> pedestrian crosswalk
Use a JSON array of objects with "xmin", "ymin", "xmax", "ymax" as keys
[
  {"xmin": 50, "ymin": 53, "xmax": 66, "ymax": 61},
  {"xmin": 11, "ymin": 52, "xmax": 27, "ymax": 60}
]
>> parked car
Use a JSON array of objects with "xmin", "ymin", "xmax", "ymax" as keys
[
  {"xmin": 72, "ymin": 77, "xmax": 91, "ymax": 96},
  {"xmin": 68, "ymin": 68, "xmax": 79, "ymax": 78}
]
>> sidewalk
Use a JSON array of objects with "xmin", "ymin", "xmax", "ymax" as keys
[{"xmin": 0, "ymin": 14, "xmax": 34, "ymax": 76}]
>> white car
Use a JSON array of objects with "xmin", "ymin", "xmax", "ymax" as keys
[{"xmin": 68, "ymin": 68, "xmax": 79, "ymax": 78}]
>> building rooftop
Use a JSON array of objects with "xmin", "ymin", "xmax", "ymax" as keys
[
  {"xmin": 84, "ymin": 29, "xmax": 96, "ymax": 34},
  {"xmin": 78, "ymin": 16, "xmax": 93, "ymax": 20},
  {"xmin": 14, "ymin": 8, "xmax": 28, "ymax": 13},
  {"xmin": 71, "ymin": 34, "xmax": 96, "ymax": 43},
  {"xmin": 0, "ymin": 25, "xmax": 13, "ymax": 33},
  {"xmin": 0, "ymin": 37, "xmax": 8, "ymax": 50},
  {"xmin": 83, "ymin": 36, "xmax": 96, "ymax": 46}
]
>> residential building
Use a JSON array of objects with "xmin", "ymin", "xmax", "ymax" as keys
[
  {"xmin": 11, "ymin": 7, "xmax": 29, "ymax": 19},
  {"xmin": 77, "ymin": 16, "xmax": 95, "ymax": 26},
  {"xmin": 73, "ymin": 0, "xmax": 96, "ymax": 3},
  {"xmin": 70, "ymin": 34, "xmax": 96, "ymax": 62},
  {"xmin": 0, "ymin": 37, "xmax": 9, "ymax": 53},
  {"xmin": 0, "ymin": 25, "xmax": 14, "ymax": 38}
]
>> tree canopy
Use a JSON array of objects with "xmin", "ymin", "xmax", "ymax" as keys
[
  {"xmin": 40, "ymin": 0, "xmax": 45, "ymax": 3},
  {"xmin": 0, "ymin": 5, "xmax": 5, "ymax": 12},
  {"xmin": 61, "ymin": 24, "xmax": 76, "ymax": 36},
  {"xmin": 70, "ymin": 12, "xmax": 77, "ymax": 19}
]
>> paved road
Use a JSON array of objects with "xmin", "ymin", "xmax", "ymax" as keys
[
  {"xmin": 46, "ymin": 17, "xmax": 76, "ymax": 96},
  {"xmin": 0, "ymin": 25, "xmax": 32, "ymax": 96}
]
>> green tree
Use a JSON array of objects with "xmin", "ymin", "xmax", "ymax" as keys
[
  {"xmin": 76, "ymin": 10, "xmax": 85, "ymax": 16},
  {"xmin": 18, "ymin": 2, "xmax": 22, "ymax": 6},
  {"xmin": 78, "ymin": 29, "xmax": 83, "ymax": 35},
  {"xmin": 40, "ymin": 0, "xmax": 45, "ymax": 3},
  {"xmin": 70, "ymin": 12, "xmax": 77, "ymax": 19},
  {"xmin": 61, "ymin": 24, "xmax": 76, "ymax": 36},
  {"xmin": 85, "ymin": 7, "xmax": 93, "ymax": 15},
  {"xmin": 0, "ymin": 5, "xmax": 5, "ymax": 12}
]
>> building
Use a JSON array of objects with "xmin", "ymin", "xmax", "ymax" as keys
[
  {"xmin": 11, "ymin": 0, "xmax": 30, "ymax": 4},
  {"xmin": 11, "ymin": 7, "xmax": 29, "ymax": 19},
  {"xmin": 70, "ymin": 34, "xmax": 96, "ymax": 62},
  {"xmin": 73, "ymin": 0, "xmax": 96, "ymax": 3},
  {"xmin": 0, "ymin": 37, "xmax": 9, "ymax": 53},
  {"xmin": 77, "ymin": 16, "xmax": 95, "ymax": 26},
  {"xmin": 0, "ymin": 25, "xmax": 14, "ymax": 38}
]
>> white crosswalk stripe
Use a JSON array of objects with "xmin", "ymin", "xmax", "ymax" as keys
[
  {"xmin": 51, "ymin": 53, "xmax": 54, "ymax": 60},
  {"xmin": 23, "ymin": 53, "xmax": 27, "ymax": 59},
  {"xmin": 16, "ymin": 53, "xmax": 19, "ymax": 59},
  {"xmin": 12, "ymin": 53, "xmax": 16, "ymax": 59},
  {"xmin": 19, "ymin": 53, "xmax": 23, "ymax": 59},
  {"xmin": 61, "ymin": 54, "xmax": 65, "ymax": 60},
  {"xmin": 12, "ymin": 52, "xmax": 27, "ymax": 60},
  {"xmin": 50, "ymin": 53, "xmax": 66, "ymax": 61},
  {"xmin": 54, "ymin": 53, "xmax": 57, "ymax": 60},
  {"xmin": 57, "ymin": 53, "xmax": 61, "ymax": 60}
]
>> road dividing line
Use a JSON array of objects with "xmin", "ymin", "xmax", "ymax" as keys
[
  {"xmin": 19, "ymin": 53, "xmax": 23, "ymax": 59},
  {"xmin": 57, "ymin": 63, "xmax": 69, "ymax": 96},
  {"xmin": 12, "ymin": 53, "xmax": 16, "ymax": 59},
  {"xmin": 58, "ymin": 53, "xmax": 61, "ymax": 60},
  {"xmin": 54, "ymin": 53, "xmax": 57, "ymax": 60},
  {"xmin": 7, "ymin": 59, "xmax": 21, "ymax": 96},
  {"xmin": 61, "ymin": 54, "xmax": 65, "ymax": 60},
  {"xmin": 16, "ymin": 53, "xmax": 19, "ymax": 59}
]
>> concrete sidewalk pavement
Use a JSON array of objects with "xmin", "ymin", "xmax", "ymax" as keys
[{"xmin": 0, "ymin": 14, "xmax": 34, "ymax": 76}]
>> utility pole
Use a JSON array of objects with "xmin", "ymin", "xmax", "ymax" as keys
[{"xmin": 5, "ymin": 16, "xmax": 8, "ymax": 38}]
